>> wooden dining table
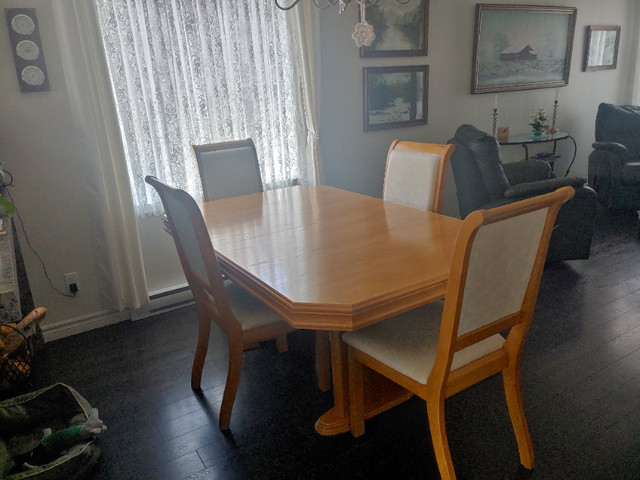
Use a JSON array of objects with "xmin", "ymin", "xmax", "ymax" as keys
[{"xmin": 200, "ymin": 185, "xmax": 462, "ymax": 435}]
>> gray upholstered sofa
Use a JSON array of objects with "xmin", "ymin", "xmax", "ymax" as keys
[
  {"xmin": 448, "ymin": 124, "xmax": 598, "ymax": 262},
  {"xmin": 588, "ymin": 103, "xmax": 640, "ymax": 209}
]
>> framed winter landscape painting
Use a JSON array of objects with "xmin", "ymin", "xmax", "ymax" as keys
[
  {"xmin": 363, "ymin": 65, "xmax": 428, "ymax": 131},
  {"xmin": 471, "ymin": 4, "xmax": 577, "ymax": 94},
  {"xmin": 359, "ymin": 0, "xmax": 429, "ymax": 58}
]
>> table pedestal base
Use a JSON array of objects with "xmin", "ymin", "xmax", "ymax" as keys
[{"xmin": 315, "ymin": 365, "xmax": 413, "ymax": 436}]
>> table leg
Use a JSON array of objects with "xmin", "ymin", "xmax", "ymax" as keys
[
  {"xmin": 550, "ymin": 140, "xmax": 559, "ymax": 171},
  {"xmin": 314, "ymin": 331, "xmax": 413, "ymax": 436},
  {"xmin": 315, "ymin": 331, "xmax": 350, "ymax": 435},
  {"xmin": 315, "ymin": 331, "xmax": 332, "ymax": 392}
]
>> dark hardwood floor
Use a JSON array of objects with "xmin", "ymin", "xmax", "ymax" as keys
[{"xmin": 25, "ymin": 208, "xmax": 640, "ymax": 479}]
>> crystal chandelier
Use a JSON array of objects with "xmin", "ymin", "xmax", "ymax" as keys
[{"xmin": 275, "ymin": 0, "xmax": 410, "ymax": 47}]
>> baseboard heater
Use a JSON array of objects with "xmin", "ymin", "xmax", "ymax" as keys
[{"xmin": 132, "ymin": 284, "xmax": 195, "ymax": 320}]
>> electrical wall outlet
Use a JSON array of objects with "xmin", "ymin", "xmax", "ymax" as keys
[{"xmin": 64, "ymin": 272, "xmax": 79, "ymax": 293}]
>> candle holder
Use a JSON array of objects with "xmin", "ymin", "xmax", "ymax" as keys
[
  {"xmin": 550, "ymin": 100, "xmax": 559, "ymax": 134},
  {"xmin": 492, "ymin": 107, "xmax": 498, "ymax": 137}
]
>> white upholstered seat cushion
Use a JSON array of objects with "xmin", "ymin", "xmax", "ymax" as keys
[
  {"xmin": 225, "ymin": 281, "xmax": 285, "ymax": 331},
  {"xmin": 342, "ymin": 300, "xmax": 504, "ymax": 384}
]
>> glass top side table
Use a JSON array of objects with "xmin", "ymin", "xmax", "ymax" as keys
[{"xmin": 499, "ymin": 131, "xmax": 577, "ymax": 176}]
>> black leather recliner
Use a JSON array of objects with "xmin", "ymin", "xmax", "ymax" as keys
[
  {"xmin": 588, "ymin": 103, "xmax": 640, "ymax": 209},
  {"xmin": 448, "ymin": 124, "xmax": 598, "ymax": 262}
]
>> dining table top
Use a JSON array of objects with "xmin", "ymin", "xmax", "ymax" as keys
[{"xmin": 200, "ymin": 185, "xmax": 462, "ymax": 332}]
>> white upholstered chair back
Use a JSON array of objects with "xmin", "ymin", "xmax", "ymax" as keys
[
  {"xmin": 193, "ymin": 139, "xmax": 263, "ymax": 202},
  {"xmin": 145, "ymin": 176, "xmax": 227, "ymax": 306},
  {"xmin": 455, "ymin": 207, "xmax": 548, "ymax": 338},
  {"xmin": 382, "ymin": 140, "xmax": 454, "ymax": 213}
]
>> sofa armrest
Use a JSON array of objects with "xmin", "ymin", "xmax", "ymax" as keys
[
  {"xmin": 504, "ymin": 176, "xmax": 586, "ymax": 199},
  {"xmin": 502, "ymin": 160, "xmax": 554, "ymax": 185},
  {"xmin": 592, "ymin": 141, "xmax": 629, "ymax": 159}
]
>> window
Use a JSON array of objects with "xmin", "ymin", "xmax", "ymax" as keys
[{"xmin": 95, "ymin": 0, "xmax": 315, "ymax": 216}]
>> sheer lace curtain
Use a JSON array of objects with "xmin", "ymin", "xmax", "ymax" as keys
[{"xmin": 94, "ymin": 0, "xmax": 318, "ymax": 216}]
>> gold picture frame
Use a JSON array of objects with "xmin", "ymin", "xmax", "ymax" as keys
[{"xmin": 471, "ymin": 4, "xmax": 577, "ymax": 94}]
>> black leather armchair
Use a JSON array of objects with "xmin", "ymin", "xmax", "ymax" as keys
[
  {"xmin": 448, "ymin": 124, "xmax": 598, "ymax": 262},
  {"xmin": 588, "ymin": 103, "xmax": 640, "ymax": 209}
]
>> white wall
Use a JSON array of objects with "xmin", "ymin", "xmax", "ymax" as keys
[
  {"xmin": 0, "ymin": 0, "xmax": 636, "ymax": 339},
  {"xmin": 0, "ymin": 0, "xmax": 127, "ymax": 339}
]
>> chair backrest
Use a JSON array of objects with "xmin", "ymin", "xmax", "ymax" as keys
[
  {"xmin": 447, "ymin": 125, "xmax": 493, "ymax": 218},
  {"xmin": 448, "ymin": 124, "xmax": 513, "ymax": 218},
  {"xmin": 595, "ymin": 103, "xmax": 640, "ymax": 158},
  {"xmin": 429, "ymin": 187, "xmax": 574, "ymax": 389},
  {"xmin": 382, "ymin": 140, "xmax": 454, "ymax": 213},
  {"xmin": 145, "ymin": 176, "xmax": 237, "ymax": 332},
  {"xmin": 193, "ymin": 139, "xmax": 263, "ymax": 202}
]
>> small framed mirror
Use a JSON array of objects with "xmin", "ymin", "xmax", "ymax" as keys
[{"xmin": 583, "ymin": 25, "xmax": 621, "ymax": 71}]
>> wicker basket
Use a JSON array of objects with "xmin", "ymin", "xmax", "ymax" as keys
[{"xmin": 0, "ymin": 323, "xmax": 33, "ymax": 394}]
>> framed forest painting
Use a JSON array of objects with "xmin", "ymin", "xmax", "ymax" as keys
[
  {"xmin": 360, "ymin": 0, "xmax": 428, "ymax": 58},
  {"xmin": 363, "ymin": 65, "xmax": 428, "ymax": 131}
]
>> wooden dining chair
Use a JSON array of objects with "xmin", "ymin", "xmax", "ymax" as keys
[
  {"xmin": 193, "ymin": 139, "xmax": 269, "ymax": 348},
  {"xmin": 343, "ymin": 187, "xmax": 575, "ymax": 479},
  {"xmin": 192, "ymin": 139, "xmax": 332, "ymax": 392},
  {"xmin": 145, "ymin": 175, "xmax": 296, "ymax": 430},
  {"xmin": 382, "ymin": 140, "xmax": 454, "ymax": 213}
]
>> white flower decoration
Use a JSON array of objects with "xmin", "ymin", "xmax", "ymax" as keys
[{"xmin": 352, "ymin": 21, "xmax": 375, "ymax": 47}]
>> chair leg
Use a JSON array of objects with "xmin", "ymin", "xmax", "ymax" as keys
[
  {"xmin": 276, "ymin": 334, "xmax": 289, "ymax": 353},
  {"xmin": 219, "ymin": 340, "xmax": 244, "ymax": 431},
  {"xmin": 426, "ymin": 395, "xmax": 456, "ymax": 480},
  {"xmin": 315, "ymin": 331, "xmax": 332, "ymax": 392},
  {"xmin": 503, "ymin": 364, "xmax": 535, "ymax": 469},
  {"xmin": 191, "ymin": 309, "xmax": 211, "ymax": 390},
  {"xmin": 348, "ymin": 349, "xmax": 365, "ymax": 437}
]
